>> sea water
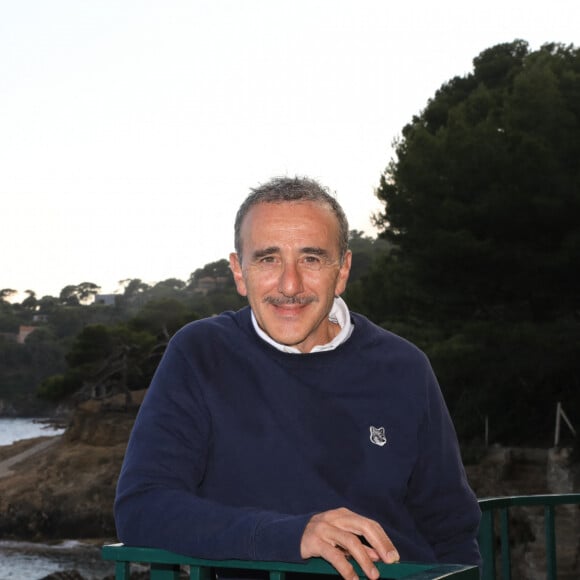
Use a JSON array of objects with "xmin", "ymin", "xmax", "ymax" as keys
[
  {"xmin": 0, "ymin": 540, "xmax": 115, "ymax": 580},
  {"xmin": 0, "ymin": 417, "xmax": 65, "ymax": 446}
]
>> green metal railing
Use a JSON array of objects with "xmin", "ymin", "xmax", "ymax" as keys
[
  {"xmin": 102, "ymin": 543, "xmax": 480, "ymax": 580},
  {"xmin": 477, "ymin": 493, "xmax": 580, "ymax": 580},
  {"xmin": 102, "ymin": 493, "xmax": 580, "ymax": 579}
]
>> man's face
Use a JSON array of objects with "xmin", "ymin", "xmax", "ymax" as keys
[{"xmin": 230, "ymin": 200, "xmax": 351, "ymax": 353}]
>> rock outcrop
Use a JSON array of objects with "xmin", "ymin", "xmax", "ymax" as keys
[{"xmin": 0, "ymin": 391, "xmax": 145, "ymax": 541}]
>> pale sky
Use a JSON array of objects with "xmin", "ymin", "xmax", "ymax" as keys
[{"xmin": 2, "ymin": 1, "xmax": 578, "ymax": 299}]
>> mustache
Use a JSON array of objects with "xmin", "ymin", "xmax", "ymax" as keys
[{"xmin": 263, "ymin": 295, "xmax": 318, "ymax": 306}]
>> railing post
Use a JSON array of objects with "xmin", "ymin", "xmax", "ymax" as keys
[
  {"xmin": 545, "ymin": 505, "xmax": 557, "ymax": 580},
  {"xmin": 478, "ymin": 508, "xmax": 496, "ymax": 580},
  {"xmin": 149, "ymin": 562, "xmax": 181, "ymax": 579},
  {"xmin": 499, "ymin": 507, "xmax": 511, "ymax": 580},
  {"xmin": 115, "ymin": 561, "xmax": 131, "ymax": 580},
  {"xmin": 189, "ymin": 565, "xmax": 212, "ymax": 580}
]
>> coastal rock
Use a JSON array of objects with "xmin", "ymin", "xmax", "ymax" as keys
[{"xmin": 0, "ymin": 390, "xmax": 146, "ymax": 541}]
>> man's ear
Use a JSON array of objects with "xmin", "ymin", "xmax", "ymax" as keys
[
  {"xmin": 334, "ymin": 250, "xmax": 352, "ymax": 297},
  {"xmin": 229, "ymin": 253, "xmax": 248, "ymax": 297}
]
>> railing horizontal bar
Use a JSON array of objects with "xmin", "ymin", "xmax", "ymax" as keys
[
  {"xmin": 478, "ymin": 493, "xmax": 580, "ymax": 510},
  {"xmin": 102, "ymin": 544, "xmax": 479, "ymax": 579}
]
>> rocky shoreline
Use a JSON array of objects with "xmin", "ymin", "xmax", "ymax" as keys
[{"xmin": 0, "ymin": 392, "xmax": 146, "ymax": 544}]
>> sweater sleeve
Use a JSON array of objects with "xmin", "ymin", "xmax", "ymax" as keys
[
  {"xmin": 405, "ymin": 356, "xmax": 482, "ymax": 567},
  {"xmin": 114, "ymin": 335, "xmax": 311, "ymax": 561}
]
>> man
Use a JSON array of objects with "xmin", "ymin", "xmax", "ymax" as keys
[{"xmin": 114, "ymin": 176, "xmax": 481, "ymax": 580}]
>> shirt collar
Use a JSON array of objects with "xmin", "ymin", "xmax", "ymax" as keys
[{"xmin": 251, "ymin": 296, "xmax": 354, "ymax": 354}]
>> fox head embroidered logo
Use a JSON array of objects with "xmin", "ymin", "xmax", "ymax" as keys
[{"xmin": 369, "ymin": 426, "xmax": 387, "ymax": 447}]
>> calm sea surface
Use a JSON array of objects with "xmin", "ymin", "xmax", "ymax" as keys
[
  {"xmin": 0, "ymin": 417, "xmax": 65, "ymax": 446},
  {"xmin": 0, "ymin": 418, "xmax": 115, "ymax": 579}
]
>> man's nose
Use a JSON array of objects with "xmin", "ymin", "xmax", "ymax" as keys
[{"xmin": 278, "ymin": 261, "xmax": 304, "ymax": 296}]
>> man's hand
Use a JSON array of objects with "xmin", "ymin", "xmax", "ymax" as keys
[{"xmin": 300, "ymin": 508, "xmax": 400, "ymax": 580}]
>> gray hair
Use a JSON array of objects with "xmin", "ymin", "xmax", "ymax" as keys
[{"xmin": 234, "ymin": 176, "xmax": 350, "ymax": 263}]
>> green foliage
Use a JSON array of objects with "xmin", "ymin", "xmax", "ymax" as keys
[
  {"xmin": 1, "ymin": 264, "xmax": 246, "ymax": 408},
  {"xmin": 187, "ymin": 290, "xmax": 247, "ymax": 318},
  {"xmin": 187, "ymin": 259, "xmax": 234, "ymax": 289},
  {"xmin": 49, "ymin": 304, "xmax": 109, "ymax": 339},
  {"xmin": 0, "ymin": 289, "xmax": 18, "ymax": 302},
  {"xmin": 66, "ymin": 325, "xmax": 116, "ymax": 367},
  {"xmin": 369, "ymin": 40, "xmax": 580, "ymax": 444},
  {"xmin": 21, "ymin": 290, "xmax": 38, "ymax": 310},
  {"xmin": 59, "ymin": 282, "xmax": 101, "ymax": 306},
  {"xmin": 0, "ymin": 329, "xmax": 67, "ymax": 409},
  {"xmin": 23, "ymin": 326, "xmax": 67, "ymax": 384},
  {"xmin": 37, "ymin": 372, "xmax": 82, "ymax": 402},
  {"xmin": 341, "ymin": 231, "xmax": 392, "ymax": 314},
  {"xmin": 130, "ymin": 298, "xmax": 192, "ymax": 339},
  {"xmin": 38, "ymin": 321, "xmax": 160, "ymax": 402},
  {"xmin": 0, "ymin": 299, "xmax": 19, "ymax": 332},
  {"xmin": 423, "ymin": 319, "xmax": 580, "ymax": 445},
  {"xmin": 346, "ymin": 230, "xmax": 392, "ymax": 283},
  {"xmin": 375, "ymin": 40, "xmax": 580, "ymax": 324}
]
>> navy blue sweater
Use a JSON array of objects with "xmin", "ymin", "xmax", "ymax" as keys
[{"xmin": 115, "ymin": 307, "xmax": 481, "ymax": 566}]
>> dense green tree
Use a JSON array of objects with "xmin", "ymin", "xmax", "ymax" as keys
[
  {"xmin": 49, "ymin": 305, "xmax": 94, "ymax": 339},
  {"xmin": 59, "ymin": 282, "xmax": 101, "ymax": 306},
  {"xmin": 21, "ymin": 290, "xmax": 38, "ymax": 310},
  {"xmin": 0, "ymin": 299, "xmax": 19, "ymax": 332},
  {"xmin": 0, "ymin": 289, "xmax": 17, "ymax": 301},
  {"xmin": 146, "ymin": 278, "xmax": 188, "ymax": 302},
  {"xmin": 345, "ymin": 230, "xmax": 391, "ymax": 283},
  {"xmin": 37, "ymin": 295, "xmax": 60, "ymax": 314},
  {"xmin": 3, "ymin": 260, "xmax": 253, "ymax": 410},
  {"xmin": 187, "ymin": 288, "xmax": 247, "ymax": 318},
  {"xmin": 130, "ymin": 298, "xmax": 193, "ymax": 340},
  {"xmin": 112, "ymin": 279, "xmax": 152, "ymax": 314},
  {"xmin": 38, "ymin": 323, "xmax": 157, "ymax": 402},
  {"xmin": 187, "ymin": 259, "xmax": 234, "ymax": 290},
  {"xmin": 342, "ymin": 231, "xmax": 392, "ymax": 314},
  {"xmin": 375, "ymin": 40, "xmax": 580, "ymax": 324},
  {"xmin": 120, "ymin": 278, "xmax": 151, "ymax": 297},
  {"xmin": 370, "ymin": 40, "xmax": 580, "ymax": 444},
  {"xmin": 24, "ymin": 326, "xmax": 67, "ymax": 383}
]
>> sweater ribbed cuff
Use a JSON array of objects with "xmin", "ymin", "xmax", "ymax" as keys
[{"xmin": 253, "ymin": 513, "xmax": 313, "ymax": 562}]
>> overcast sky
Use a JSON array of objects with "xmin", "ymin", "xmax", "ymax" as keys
[{"xmin": 2, "ymin": 0, "xmax": 578, "ymax": 299}]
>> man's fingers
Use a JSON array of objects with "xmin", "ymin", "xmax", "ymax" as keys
[
  {"xmin": 363, "ymin": 545, "xmax": 380, "ymax": 562},
  {"xmin": 330, "ymin": 529, "xmax": 381, "ymax": 579},
  {"xmin": 360, "ymin": 524, "xmax": 400, "ymax": 564},
  {"xmin": 317, "ymin": 542, "xmax": 361, "ymax": 580},
  {"xmin": 300, "ymin": 509, "xmax": 400, "ymax": 580},
  {"xmin": 321, "ymin": 508, "xmax": 400, "ymax": 564}
]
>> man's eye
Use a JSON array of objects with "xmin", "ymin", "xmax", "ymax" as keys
[
  {"xmin": 299, "ymin": 256, "xmax": 324, "ymax": 270},
  {"xmin": 256, "ymin": 256, "xmax": 280, "ymax": 269}
]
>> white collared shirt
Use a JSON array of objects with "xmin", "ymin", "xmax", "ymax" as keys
[{"xmin": 251, "ymin": 296, "xmax": 354, "ymax": 354}]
